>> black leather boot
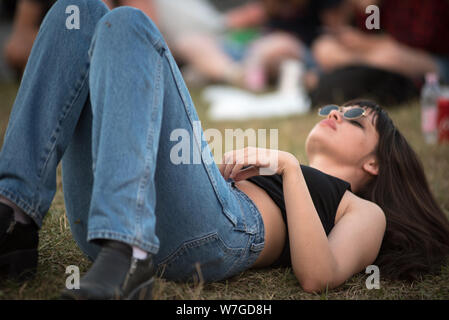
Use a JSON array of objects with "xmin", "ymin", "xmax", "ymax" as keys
[
  {"xmin": 60, "ymin": 240, "xmax": 155, "ymax": 300},
  {"xmin": 0, "ymin": 202, "xmax": 39, "ymax": 281}
]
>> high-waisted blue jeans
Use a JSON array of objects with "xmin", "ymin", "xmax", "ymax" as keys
[{"xmin": 0, "ymin": 0, "xmax": 264, "ymax": 282}]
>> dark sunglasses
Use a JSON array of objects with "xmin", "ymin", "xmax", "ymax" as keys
[{"xmin": 318, "ymin": 104, "xmax": 367, "ymax": 120}]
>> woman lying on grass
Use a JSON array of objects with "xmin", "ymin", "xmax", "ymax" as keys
[{"xmin": 0, "ymin": 0, "xmax": 448, "ymax": 299}]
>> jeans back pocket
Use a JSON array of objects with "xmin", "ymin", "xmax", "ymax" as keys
[{"xmin": 157, "ymin": 232, "xmax": 245, "ymax": 283}]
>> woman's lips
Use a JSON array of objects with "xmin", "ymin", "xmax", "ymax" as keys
[{"xmin": 320, "ymin": 119, "xmax": 336, "ymax": 130}]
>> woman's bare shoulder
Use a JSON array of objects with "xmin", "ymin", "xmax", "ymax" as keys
[{"xmin": 335, "ymin": 190, "xmax": 385, "ymax": 225}]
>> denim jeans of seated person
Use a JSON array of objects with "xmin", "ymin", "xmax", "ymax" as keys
[{"xmin": 0, "ymin": 0, "xmax": 264, "ymax": 282}]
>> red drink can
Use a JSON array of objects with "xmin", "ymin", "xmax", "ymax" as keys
[{"xmin": 437, "ymin": 96, "xmax": 449, "ymax": 143}]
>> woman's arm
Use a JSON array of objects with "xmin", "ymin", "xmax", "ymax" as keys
[
  {"xmin": 225, "ymin": 2, "xmax": 267, "ymax": 30},
  {"xmin": 219, "ymin": 147, "xmax": 386, "ymax": 292},
  {"xmin": 282, "ymin": 163, "xmax": 386, "ymax": 292}
]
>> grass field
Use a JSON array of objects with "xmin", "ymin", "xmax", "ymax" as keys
[{"xmin": 0, "ymin": 80, "xmax": 448, "ymax": 300}]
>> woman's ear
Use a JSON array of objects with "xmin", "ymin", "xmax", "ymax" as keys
[{"xmin": 362, "ymin": 156, "xmax": 379, "ymax": 176}]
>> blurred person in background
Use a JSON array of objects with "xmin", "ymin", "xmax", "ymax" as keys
[
  {"xmin": 175, "ymin": 0, "xmax": 352, "ymax": 91},
  {"xmin": 3, "ymin": 0, "xmax": 56, "ymax": 74},
  {"xmin": 312, "ymin": 0, "xmax": 449, "ymax": 86},
  {"xmin": 104, "ymin": 0, "xmax": 157, "ymax": 22},
  {"xmin": 2, "ymin": 0, "xmax": 158, "ymax": 75}
]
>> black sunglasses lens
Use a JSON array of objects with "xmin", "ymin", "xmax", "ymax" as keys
[
  {"xmin": 344, "ymin": 108, "xmax": 364, "ymax": 119},
  {"xmin": 319, "ymin": 105, "xmax": 339, "ymax": 116}
]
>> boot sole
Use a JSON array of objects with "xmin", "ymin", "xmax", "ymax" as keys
[
  {"xmin": 126, "ymin": 277, "xmax": 155, "ymax": 300},
  {"xmin": 0, "ymin": 248, "xmax": 38, "ymax": 281},
  {"xmin": 60, "ymin": 277, "xmax": 155, "ymax": 300}
]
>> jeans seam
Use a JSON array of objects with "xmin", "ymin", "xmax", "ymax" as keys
[
  {"xmin": 230, "ymin": 186, "xmax": 265, "ymax": 266},
  {"xmin": 87, "ymin": 230, "xmax": 159, "ymax": 254},
  {"xmin": 37, "ymin": 62, "xmax": 90, "ymax": 184},
  {"xmin": 232, "ymin": 187, "xmax": 249, "ymax": 232},
  {"xmin": 222, "ymin": 232, "xmax": 251, "ymax": 280},
  {"xmin": 158, "ymin": 232, "xmax": 220, "ymax": 267},
  {"xmin": 162, "ymin": 51, "xmax": 237, "ymax": 226},
  {"xmin": 231, "ymin": 184, "xmax": 264, "ymax": 234},
  {"xmin": 135, "ymin": 47, "xmax": 163, "ymax": 240},
  {"xmin": 136, "ymin": 56, "xmax": 162, "ymax": 210}
]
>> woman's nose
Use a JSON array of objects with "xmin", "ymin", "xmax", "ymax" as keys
[{"xmin": 328, "ymin": 109, "xmax": 343, "ymax": 122}]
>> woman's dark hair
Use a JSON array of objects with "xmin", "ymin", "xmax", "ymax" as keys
[{"xmin": 343, "ymin": 99, "xmax": 449, "ymax": 281}]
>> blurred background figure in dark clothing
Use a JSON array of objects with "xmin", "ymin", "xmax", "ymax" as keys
[
  {"xmin": 309, "ymin": 0, "xmax": 449, "ymax": 106},
  {"xmin": 312, "ymin": 0, "xmax": 449, "ymax": 85}
]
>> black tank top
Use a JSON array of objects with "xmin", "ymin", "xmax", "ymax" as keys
[{"xmin": 246, "ymin": 165, "xmax": 351, "ymax": 267}]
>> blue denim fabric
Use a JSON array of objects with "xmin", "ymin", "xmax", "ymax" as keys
[{"xmin": 0, "ymin": 0, "xmax": 264, "ymax": 282}]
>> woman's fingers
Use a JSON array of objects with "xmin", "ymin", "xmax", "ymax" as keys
[
  {"xmin": 221, "ymin": 149, "xmax": 244, "ymax": 180},
  {"xmin": 220, "ymin": 148, "xmax": 296, "ymax": 179},
  {"xmin": 233, "ymin": 166, "xmax": 259, "ymax": 181},
  {"xmin": 219, "ymin": 151, "xmax": 234, "ymax": 177},
  {"xmin": 220, "ymin": 147, "xmax": 276, "ymax": 180},
  {"xmin": 222, "ymin": 151, "xmax": 237, "ymax": 180},
  {"xmin": 230, "ymin": 163, "xmax": 245, "ymax": 179},
  {"xmin": 219, "ymin": 162, "xmax": 228, "ymax": 177},
  {"xmin": 223, "ymin": 162, "xmax": 235, "ymax": 180}
]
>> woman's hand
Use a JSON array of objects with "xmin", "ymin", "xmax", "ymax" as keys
[{"xmin": 219, "ymin": 147, "xmax": 299, "ymax": 181}]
